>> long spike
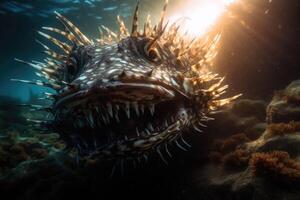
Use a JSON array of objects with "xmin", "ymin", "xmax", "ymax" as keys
[
  {"xmin": 54, "ymin": 11, "xmax": 92, "ymax": 45},
  {"xmin": 35, "ymin": 39, "xmax": 50, "ymax": 50},
  {"xmin": 43, "ymin": 50, "xmax": 67, "ymax": 61},
  {"xmin": 211, "ymin": 94, "xmax": 242, "ymax": 107},
  {"xmin": 15, "ymin": 58, "xmax": 42, "ymax": 70},
  {"xmin": 19, "ymin": 104, "xmax": 45, "ymax": 109},
  {"xmin": 38, "ymin": 31, "xmax": 71, "ymax": 53},
  {"xmin": 101, "ymin": 25, "xmax": 118, "ymax": 39},
  {"xmin": 11, "ymin": 78, "xmax": 61, "ymax": 90},
  {"xmin": 208, "ymin": 77, "xmax": 225, "ymax": 91},
  {"xmin": 42, "ymin": 26, "xmax": 78, "ymax": 43},
  {"xmin": 143, "ymin": 14, "xmax": 151, "ymax": 36},
  {"xmin": 156, "ymin": 0, "xmax": 168, "ymax": 34},
  {"xmin": 117, "ymin": 15, "xmax": 129, "ymax": 37},
  {"xmin": 131, "ymin": 1, "xmax": 139, "ymax": 37},
  {"xmin": 157, "ymin": 147, "xmax": 168, "ymax": 165}
]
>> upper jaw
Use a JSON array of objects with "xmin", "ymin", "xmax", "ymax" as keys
[{"xmin": 53, "ymin": 78, "xmax": 189, "ymax": 110}]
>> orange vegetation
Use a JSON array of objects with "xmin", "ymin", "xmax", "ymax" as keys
[
  {"xmin": 267, "ymin": 121, "xmax": 300, "ymax": 138},
  {"xmin": 250, "ymin": 151, "xmax": 300, "ymax": 184}
]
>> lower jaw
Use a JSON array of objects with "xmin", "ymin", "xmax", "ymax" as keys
[{"xmin": 63, "ymin": 117, "xmax": 189, "ymax": 160}]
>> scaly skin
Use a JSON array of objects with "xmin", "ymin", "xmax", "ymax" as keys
[{"xmin": 13, "ymin": 1, "xmax": 241, "ymax": 163}]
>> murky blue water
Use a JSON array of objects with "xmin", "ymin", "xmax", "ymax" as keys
[
  {"xmin": 0, "ymin": 0, "xmax": 167, "ymax": 101},
  {"xmin": 0, "ymin": 0, "xmax": 299, "ymax": 102}
]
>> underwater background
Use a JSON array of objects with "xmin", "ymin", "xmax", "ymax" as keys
[{"xmin": 0, "ymin": 0, "xmax": 300, "ymax": 200}]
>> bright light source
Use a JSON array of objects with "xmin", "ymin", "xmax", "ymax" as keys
[{"xmin": 168, "ymin": 0, "xmax": 236, "ymax": 37}]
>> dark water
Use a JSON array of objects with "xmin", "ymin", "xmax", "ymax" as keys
[{"xmin": 0, "ymin": 0, "xmax": 300, "ymax": 199}]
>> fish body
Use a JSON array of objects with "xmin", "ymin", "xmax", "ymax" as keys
[{"xmin": 14, "ymin": 1, "xmax": 241, "ymax": 162}]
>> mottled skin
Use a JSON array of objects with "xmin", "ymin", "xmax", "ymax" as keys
[
  {"xmin": 54, "ymin": 37, "xmax": 202, "ymax": 160},
  {"xmin": 14, "ymin": 2, "xmax": 241, "ymax": 163}
]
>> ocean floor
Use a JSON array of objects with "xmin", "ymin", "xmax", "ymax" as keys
[{"xmin": 0, "ymin": 79, "xmax": 300, "ymax": 200}]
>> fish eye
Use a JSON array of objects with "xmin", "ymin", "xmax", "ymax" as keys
[
  {"xmin": 147, "ymin": 48, "xmax": 159, "ymax": 61},
  {"xmin": 144, "ymin": 46, "xmax": 161, "ymax": 63}
]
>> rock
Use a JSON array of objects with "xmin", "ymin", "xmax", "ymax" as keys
[
  {"xmin": 267, "ymin": 80, "xmax": 300, "ymax": 124},
  {"xmin": 189, "ymin": 80, "xmax": 300, "ymax": 200},
  {"xmin": 207, "ymin": 99, "xmax": 267, "ymax": 139}
]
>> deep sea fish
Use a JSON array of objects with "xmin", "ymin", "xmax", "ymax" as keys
[{"xmin": 13, "ymin": 1, "xmax": 241, "ymax": 164}]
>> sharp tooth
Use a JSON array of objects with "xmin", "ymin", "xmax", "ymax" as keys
[
  {"xmin": 171, "ymin": 116, "xmax": 175, "ymax": 123},
  {"xmin": 145, "ymin": 128, "xmax": 151, "ymax": 135},
  {"xmin": 105, "ymin": 113, "xmax": 110, "ymax": 124},
  {"xmin": 136, "ymin": 127, "xmax": 140, "ymax": 137},
  {"xmin": 198, "ymin": 122, "xmax": 207, "ymax": 127},
  {"xmin": 107, "ymin": 103, "xmax": 113, "ymax": 118},
  {"xmin": 148, "ymin": 123, "xmax": 154, "ymax": 131},
  {"xmin": 175, "ymin": 140, "xmax": 187, "ymax": 151},
  {"xmin": 180, "ymin": 134, "xmax": 191, "ymax": 148},
  {"xmin": 85, "ymin": 116, "xmax": 90, "ymax": 127},
  {"xmin": 193, "ymin": 124, "xmax": 202, "ymax": 133},
  {"xmin": 149, "ymin": 104, "xmax": 155, "ymax": 116},
  {"xmin": 140, "ymin": 104, "xmax": 145, "ymax": 115},
  {"xmin": 132, "ymin": 102, "xmax": 139, "ymax": 116},
  {"xmin": 114, "ymin": 104, "xmax": 120, "ymax": 122},
  {"xmin": 115, "ymin": 110, "xmax": 120, "ymax": 123},
  {"xmin": 165, "ymin": 144, "xmax": 172, "ymax": 158},
  {"xmin": 88, "ymin": 112, "xmax": 94, "ymax": 127},
  {"xmin": 157, "ymin": 147, "xmax": 168, "ymax": 165},
  {"xmin": 164, "ymin": 120, "xmax": 168, "ymax": 127},
  {"xmin": 143, "ymin": 154, "xmax": 149, "ymax": 163},
  {"xmin": 101, "ymin": 113, "xmax": 108, "ymax": 125},
  {"xmin": 95, "ymin": 107, "xmax": 100, "ymax": 114},
  {"xmin": 125, "ymin": 102, "xmax": 130, "ymax": 118}
]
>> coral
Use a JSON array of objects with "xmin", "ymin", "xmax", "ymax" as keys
[
  {"xmin": 0, "ymin": 128, "xmax": 65, "ymax": 177},
  {"xmin": 212, "ymin": 133, "xmax": 250, "ymax": 153},
  {"xmin": 222, "ymin": 149, "xmax": 250, "ymax": 170},
  {"xmin": 266, "ymin": 121, "xmax": 300, "ymax": 138},
  {"xmin": 209, "ymin": 133, "xmax": 251, "ymax": 170},
  {"xmin": 267, "ymin": 80, "xmax": 300, "ymax": 124},
  {"xmin": 249, "ymin": 151, "xmax": 300, "ymax": 185}
]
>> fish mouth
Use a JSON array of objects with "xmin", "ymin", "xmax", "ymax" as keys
[{"xmin": 53, "ymin": 81, "xmax": 192, "ymax": 158}]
